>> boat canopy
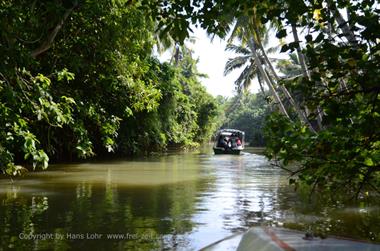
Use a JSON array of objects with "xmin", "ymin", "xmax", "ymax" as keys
[{"xmin": 216, "ymin": 129, "xmax": 245, "ymax": 138}]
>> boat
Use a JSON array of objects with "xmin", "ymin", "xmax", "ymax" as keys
[
  {"xmin": 213, "ymin": 129, "xmax": 245, "ymax": 155},
  {"xmin": 200, "ymin": 226, "xmax": 380, "ymax": 251}
]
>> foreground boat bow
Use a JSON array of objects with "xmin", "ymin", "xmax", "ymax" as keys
[{"xmin": 201, "ymin": 227, "xmax": 380, "ymax": 251}]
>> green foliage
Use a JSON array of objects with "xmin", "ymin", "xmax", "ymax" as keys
[
  {"xmin": 176, "ymin": 48, "xmax": 221, "ymax": 143},
  {"xmin": 265, "ymin": 108, "xmax": 380, "ymax": 196},
  {"xmin": 3, "ymin": 0, "xmax": 378, "ymax": 199},
  {"xmin": 0, "ymin": 1, "xmax": 221, "ymax": 175},
  {"xmin": 0, "ymin": 69, "xmax": 76, "ymax": 174},
  {"xmin": 148, "ymin": 0, "xmax": 380, "ymax": 195},
  {"xmin": 117, "ymin": 54, "xmax": 220, "ymax": 155},
  {"xmin": 223, "ymin": 92, "xmax": 271, "ymax": 146},
  {"xmin": 261, "ymin": 0, "xmax": 380, "ymax": 195}
]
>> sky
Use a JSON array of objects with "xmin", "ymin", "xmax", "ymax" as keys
[
  {"xmin": 158, "ymin": 27, "xmax": 261, "ymax": 97},
  {"xmin": 188, "ymin": 28, "xmax": 261, "ymax": 97}
]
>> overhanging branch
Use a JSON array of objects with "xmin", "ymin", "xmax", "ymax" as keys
[{"xmin": 31, "ymin": 2, "xmax": 78, "ymax": 58}]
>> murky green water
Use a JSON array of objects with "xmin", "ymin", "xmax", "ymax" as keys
[{"xmin": 1, "ymin": 147, "xmax": 379, "ymax": 250}]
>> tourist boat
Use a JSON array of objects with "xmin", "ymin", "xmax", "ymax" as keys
[
  {"xmin": 213, "ymin": 129, "xmax": 245, "ymax": 155},
  {"xmin": 200, "ymin": 226, "xmax": 380, "ymax": 251}
]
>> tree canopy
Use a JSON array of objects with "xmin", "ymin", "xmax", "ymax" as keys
[
  {"xmin": 0, "ymin": 0, "xmax": 221, "ymax": 175},
  {"xmin": 149, "ymin": 0, "xmax": 380, "ymax": 195},
  {"xmin": 221, "ymin": 92, "xmax": 270, "ymax": 147}
]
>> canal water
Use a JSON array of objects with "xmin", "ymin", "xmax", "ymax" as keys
[{"xmin": 0, "ymin": 147, "xmax": 379, "ymax": 250}]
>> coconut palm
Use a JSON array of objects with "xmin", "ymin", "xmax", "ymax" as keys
[
  {"xmin": 222, "ymin": 12, "xmax": 318, "ymax": 131},
  {"xmin": 224, "ymin": 31, "xmax": 278, "ymax": 94},
  {"xmin": 277, "ymin": 53, "xmax": 303, "ymax": 78},
  {"xmin": 222, "ymin": 20, "xmax": 294, "ymax": 118},
  {"xmin": 154, "ymin": 22, "xmax": 196, "ymax": 65}
]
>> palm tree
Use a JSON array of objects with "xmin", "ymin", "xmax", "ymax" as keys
[
  {"xmin": 154, "ymin": 23, "xmax": 196, "ymax": 66},
  {"xmin": 223, "ymin": 21, "xmax": 291, "ymax": 118},
  {"xmin": 223, "ymin": 31, "xmax": 278, "ymax": 95},
  {"xmin": 224, "ymin": 44, "xmax": 259, "ymax": 92},
  {"xmin": 221, "ymin": 11, "xmax": 318, "ymax": 132},
  {"xmin": 277, "ymin": 53, "xmax": 303, "ymax": 78}
]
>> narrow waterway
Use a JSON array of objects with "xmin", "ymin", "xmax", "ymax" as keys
[{"xmin": 0, "ymin": 147, "xmax": 379, "ymax": 250}]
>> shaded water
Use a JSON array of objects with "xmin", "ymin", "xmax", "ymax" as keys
[{"xmin": 0, "ymin": 147, "xmax": 379, "ymax": 250}]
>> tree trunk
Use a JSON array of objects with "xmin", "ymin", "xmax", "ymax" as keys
[
  {"xmin": 253, "ymin": 27, "xmax": 317, "ymax": 133},
  {"xmin": 249, "ymin": 40, "xmax": 290, "ymax": 118},
  {"xmin": 327, "ymin": 1, "xmax": 357, "ymax": 45},
  {"xmin": 291, "ymin": 24, "xmax": 323, "ymax": 131},
  {"xmin": 257, "ymin": 73, "xmax": 266, "ymax": 95},
  {"xmin": 291, "ymin": 24, "xmax": 311, "ymax": 79},
  {"xmin": 170, "ymin": 44, "xmax": 180, "ymax": 66}
]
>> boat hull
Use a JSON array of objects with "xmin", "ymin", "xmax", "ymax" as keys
[
  {"xmin": 201, "ymin": 227, "xmax": 380, "ymax": 251},
  {"xmin": 213, "ymin": 147, "xmax": 242, "ymax": 155}
]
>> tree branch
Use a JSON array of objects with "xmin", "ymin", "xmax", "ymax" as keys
[{"xmin": 31, "ymin": 2, "xmax": 78, "ymax": 58}]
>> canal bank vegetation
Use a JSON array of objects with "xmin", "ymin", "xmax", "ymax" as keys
[
  {"xmin": 219, "ymin": 92, "xmax": 271, "ymax": 147},
  {"xmin": 0, "ymin": 1, "xmax": 221, "ymax": 176},
  {"xmin": 141, "ymin": 0, "xmax": 379, "ymax": 197},
  {"xmin": 1, "ymin": 0, "xmax": 379, "ymax": 198}
]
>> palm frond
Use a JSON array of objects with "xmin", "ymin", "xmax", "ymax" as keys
[
  {"xmin": 242, "ymin": 63, "xmax": 258, "ymax": 91},
  {"xmin": 227, "ymin": 20, "xmax": 240, "ymax": 43},
  {"xmin": 258, "ymin": 26, "xmax": 271, "ymax": 46},
  {"xmin": 225, "ymin": 43, "xmax": 251, "ymax": 55},
  {"xmin": 276, "ymin": 58, "xmax": 302, "ymax": 77},
  {"xmin": 224, "ymin": 56, "xmax": 251, "ymax": 76},
  {"xmin": 268, "ymin": 57, "xmax": 280, "ymax": 62},
  {"xmin": 154, "ymin": 22, "xmax": 176, "ymax": 54},
  {"xmin": 228, "ymin": 16, "xmax": 250, "ymax": 43},
  {"xmin": 234, "ymin": 63, "xmax": 257, "ymax": 92},
  {"xmin": 266, "ymin": 45, "xmax": 280, "ymax": 54}
]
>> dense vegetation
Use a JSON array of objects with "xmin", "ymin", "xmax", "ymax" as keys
[
  {"xmin": 220, "ymin": 92, "xmax": 270, "ymax": 146},
  {"xmin": 1, "ymin": 0, "xmax": 379, "ymax": 197},
  {"xmin": 260, "ymin": 1, "xmax": 380, "ymax": 196},
  {"xmin": 145, "ymin": 0, "xmax": 379, "ymax": 196},
  {"xmin": 0, "ymin": 1, "xmax": 220, "ymax": 175}
]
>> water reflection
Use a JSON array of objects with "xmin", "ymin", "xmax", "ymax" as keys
[{"xmin": 0, "ymin": 147, "xmax": 379, "ymax": 250}]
